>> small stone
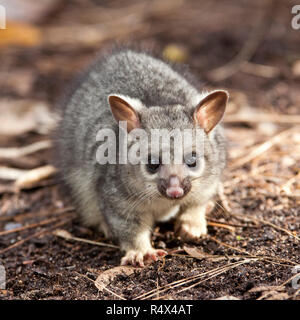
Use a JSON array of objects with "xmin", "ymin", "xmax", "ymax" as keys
[
  {"xmin": 4, "ymin": 222, "xmax": 22, "ymax": 231},
  {"xmin": 157, "ymin": 241, "xmax": 166, "ymax": 249}
]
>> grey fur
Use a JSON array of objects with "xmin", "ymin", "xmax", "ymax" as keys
[{"xmin": 55, "ymin": 49, "xmax": 227, "ymax": 265}]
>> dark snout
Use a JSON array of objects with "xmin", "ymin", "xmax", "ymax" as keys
[{"xmin": 158, "ymin": 175, "xmax": 191, "ymax": 200}]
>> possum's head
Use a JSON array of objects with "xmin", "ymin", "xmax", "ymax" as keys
[{"xmin": 108, "ymin": 91, "xmax": 228, "ymax": 201}]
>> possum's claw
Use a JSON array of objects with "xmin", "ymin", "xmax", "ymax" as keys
[{"xmin": 121, "ymin": 249, "xmax": 167, "ymax": 267}]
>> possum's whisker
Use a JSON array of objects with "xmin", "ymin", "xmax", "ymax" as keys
[{"xmin": 123, "ymin": 188, "xmax": 158, "ymax": 224}]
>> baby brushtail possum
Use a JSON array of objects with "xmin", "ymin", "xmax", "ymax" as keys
[{"xmin": 56, "ymin": 49, "xmax": 228, "ymax": 267}]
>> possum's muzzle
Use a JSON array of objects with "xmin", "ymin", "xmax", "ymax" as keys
[{"xmin": 158, "ymin": 175, "xmax": 191, "ymax": 199}]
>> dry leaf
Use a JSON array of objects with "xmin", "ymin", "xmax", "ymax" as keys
[
  {"xmin": 95, "ymin": 266, "xmax": 135, "ymax": 292},
  {"xmin": 14, "ymin": 165, "xmax": 57, "ymax": 190},
  {"xmin": 183, "ymin": 246, "xmax": 214, "ymax": 260}
]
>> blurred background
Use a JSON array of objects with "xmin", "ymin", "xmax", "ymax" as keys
[
  {"xmin": 0, "ymin": 0, "xmax": 299, "ymax": 106},
  {"xmin": 0, "ymin": 0, "xmax": 299, "ymax": 300}
]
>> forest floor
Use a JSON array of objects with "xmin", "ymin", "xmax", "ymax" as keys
[{"xmin": 0, "ymin": 0, "xmax": 299, "ymax": 300}]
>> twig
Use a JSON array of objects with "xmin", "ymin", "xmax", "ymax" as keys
[
  {"xmin": 134, "ymin": 260, "xmax": 242, "ymax": 299},
  {"xmin": 136, "ymin": 259, "xmax": 255, "ymax": 300},
  {"xmin": 0, "ymin": 218, "xmax": 73, "ymax": 255},
  {"xmin": 0, "ymin": 140, "xmax": 51, "ymax": 159},
  {"xmin": 207, "ymin": 221, "xmax": 235, "ymax": 232},
  {"xmin": 207, "ymin": 218, "xmax": 258, "ymax": 229},
  {"xmin": 0, "ymin": 215, "xmax": 73, "ymax": 236},
  {"xmin": 0, "ymin": 206, "xmax": 75, "ymax": 222},
  {"xmin": 155, "ymin": 259, "xmax": 255, "ymax": 300},
  {"xmin": 53, "ymin": 229, "xmax": 119, "ymax": 249}
]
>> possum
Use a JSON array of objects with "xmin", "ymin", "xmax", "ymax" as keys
[{"xmin": 55, "ymin": 49, "xmax": 228, "ymax": 267}]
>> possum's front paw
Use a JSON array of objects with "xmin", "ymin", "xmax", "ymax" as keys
[
  {"xmin": 121, "ymin": 248, "xmax": 167, "ymax": 267},
  {"xmin": 175, "ymin": 205, "xmax": 208, "ymax": 241},
  {"xmin": 176, "ymin": 219, "xmax": 207, "ymax": 240}
]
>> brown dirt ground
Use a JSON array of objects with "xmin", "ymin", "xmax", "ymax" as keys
[{"xmin": 0, "ymin": 0, "xmax": 299, "ymax": 300}]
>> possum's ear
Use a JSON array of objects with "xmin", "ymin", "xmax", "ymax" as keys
[
  {"xmin": 108, "ymin": 95, "xmax": 141, "ymax": 132},
  {"xmin": 193, "ymin": 90, "xmax": 228, "ymax": 134}
]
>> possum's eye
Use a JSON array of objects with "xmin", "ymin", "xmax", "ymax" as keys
[
  {"xmin": 184, "ymin": 152, "xmax": 197, "ymax": 168},
  {"xmin": 146, "ymin": 155, "xmax": 160, "ymax": 174}
]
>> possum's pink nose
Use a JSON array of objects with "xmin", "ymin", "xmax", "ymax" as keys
[
  {"xmin": 166, "ymin": 176, "xmax": 184, "ymax": 199},
  {"xmin": 166, "ymin": 187, "xmax": 184, "ymax": 198}
]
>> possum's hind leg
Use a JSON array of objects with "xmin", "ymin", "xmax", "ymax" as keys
[{"xmin": 66, "ymin": 169, "xmax": 110, "ymax": 237}]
